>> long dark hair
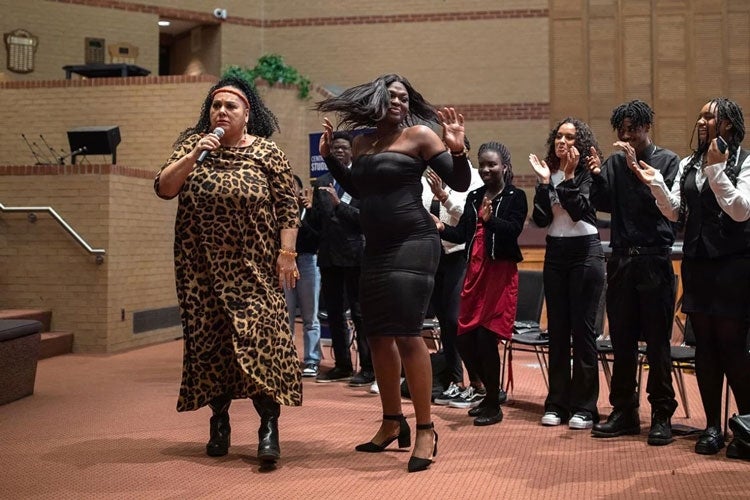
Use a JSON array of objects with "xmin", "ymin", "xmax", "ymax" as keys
[
  {"xmin": 175, "ymin": 76, "xmax": 280, "ymax": 147},
  {"xmin": 677, "ymin": 97, "xmax": 746, "ymax": 226},
  {"xmin": 315, "ymin": 74, "xmax": 439, "ymax": 129},
  {"xmin": 543, "ymin": 117, "xmax": 602, "ymax": 174}
]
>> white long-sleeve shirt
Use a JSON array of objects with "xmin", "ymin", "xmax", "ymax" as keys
[{"xmin": 647, "ymin": 146, "xmax": 750, "ymax": 223}]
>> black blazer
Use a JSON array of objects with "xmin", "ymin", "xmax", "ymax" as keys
[
  {"xmin": 308, "ymin": 172, "xmax": 365, "ymax": 268},
  {"xmin": 441, "ymin": 183, "xmax": 528, "ymax": 262}
]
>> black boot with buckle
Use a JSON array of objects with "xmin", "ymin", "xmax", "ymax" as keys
[
  {"xmin": 253, "ymin": 395, "xmax": 281, "ymax": 465},
  {"xmin": 206, "ymin": 394, "xmax": 231, "ymax": 457}
]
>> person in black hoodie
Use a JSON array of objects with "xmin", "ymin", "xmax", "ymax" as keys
[
  {"xmin": 436, "ymin": 141, "xmax": 528, "ymax": 426},
  {"xmin": 309, "ymin": 131, "xmax": 374, "ymax": 386},
  {"xmin": 530, "ymin": 118, "xmax": 606, "ymax": 431}
]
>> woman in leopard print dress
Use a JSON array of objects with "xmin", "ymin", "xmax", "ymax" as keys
[{"xmin": 155, "ymin": 76, "xmax": 301, "ymax": 467}]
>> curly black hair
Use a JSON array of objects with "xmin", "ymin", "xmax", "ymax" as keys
[
  {"xmin": 543, "ymin": 117, "xmax": 603, "ymax": 173},
  {"xmin": 677, "ymin": 97, "xmax": 746, "ymax": 226},
  {"xmin": 478, "ymin": 141, "xmax": 514, "ymax": 184},
  {"xmin": 610, "ymin": 100, "xmax": 654, "ymax": 130},
  {"xmin": 315, "ymin": 74, "xmax": 439, "ymax": 130},
  {"xmin": 175, "ymin": 76, "xmax": 280, "ymax": 147}
]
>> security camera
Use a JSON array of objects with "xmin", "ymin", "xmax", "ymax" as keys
[{"xmin": 213, "ymin": 8, "xmax": 227, "ymax": 20}]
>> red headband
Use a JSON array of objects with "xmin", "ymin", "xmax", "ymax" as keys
[{"xmin": 211, "ymin": 86, "xmax": 250, "ymax": 109}]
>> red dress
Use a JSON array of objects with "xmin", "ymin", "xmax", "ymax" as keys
[{"xmin": 457, "ymin": 221, "xmax": 518, "ymax": 340}]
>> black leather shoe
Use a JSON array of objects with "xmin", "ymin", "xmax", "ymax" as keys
[
  {"xmin": 647, "ymin": 413, "xmax": 674, "ymax": 446},
  {"xmin": 473, "ymin": 406, "xmax": 503, "ymax": 427},
  {"xmin": 695, "ymin": 426, "xmax": 724, "ymax": 455},
  {"xmin": 349, "ymin": 370, "xmax": 376, "ymax": 387},
  {"xmin": 254, "ymin": 396, "xmax": 281, "ymax": 464},
  {"xmin": 206, "ymin": 412, "xmax": 231, "ymax": 457},
  {"xmin": 726, "ymin": 438, "xmax": 750, "ymax": 460},
  {"xmin": 591, "ymin": 409, "xmax": 640, "ymax": 438}
]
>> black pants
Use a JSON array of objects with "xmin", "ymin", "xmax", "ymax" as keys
[
  {"xmin": 690, "ymin": 312, "xmax": 750, "ymax": 428},
  {"xmin": 607, "ymin": 253, "xmax": 677, "ymax": 416},
  {"xmin": 320, "ymin": 266, "xmax": 372, "ymax": 372},
  {"xmin": 543, "ymin": 235, "xmax": 605, "ymax": 421},
  {"xmin": 456, "ymin": 326, "xmax": 501, "ymax": 408},
  {"xmin": 430, "ymin": 250, "xmax": 478, "ymax": 385}
]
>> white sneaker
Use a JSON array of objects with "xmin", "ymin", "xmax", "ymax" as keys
[
  {"xmin": 369, "ymin": 381, "xmax": 379, "ymax": 394},
  {"xmin": 541, "ymin": 411, "xmax": 562, "ymax": 426},
  {"xmin": 569, "ymin": 413, "xmax": 594, "ymax": 430},
  {"xmin": 433, "ymin": 382, "xmax": 461, "ymax": 405}
]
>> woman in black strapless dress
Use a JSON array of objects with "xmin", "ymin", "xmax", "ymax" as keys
[{"xmin": 317, "ymin": 74, "xmax": 470, "ymax": 472}]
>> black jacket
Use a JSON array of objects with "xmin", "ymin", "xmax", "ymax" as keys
[
  {"xmin": 308, "ymin": 172, "xmax": 364, "ymax": 268},
  {"xmin": 532, "ymin": 167, "xmax": 598, "ymax": 229},
  {"xmin": 441, "ymin": 183, "xmax": 528, "ymax": 262}
]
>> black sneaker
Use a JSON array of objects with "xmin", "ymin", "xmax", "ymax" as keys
[
  {"xmin": 349, "ymin": 370, "xmax": 375, "ymax": 387},
  {"xmin": 316, "ymin": 366, "xmax": 353, "ymax": 383},
  {"xmin": 301, "ymin": 363, "xmax": 319, "ymax": 378}
]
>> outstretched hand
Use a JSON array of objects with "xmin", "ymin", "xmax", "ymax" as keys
[
  {"xmin": 437, "ymin": 107, "xmax": 465, "ymax": 153},
  {"xmin": 587, "ymin": 146, "xmax": 602, "ymax": 175},
  {"xmin": 318, "ymin": 117, "xmax": 334, "ymax": 157}
]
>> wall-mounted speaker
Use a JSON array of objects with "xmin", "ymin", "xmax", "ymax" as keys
[{"xmin": 67, "ymin": 126, "xmax": 121, "ymax": 164}]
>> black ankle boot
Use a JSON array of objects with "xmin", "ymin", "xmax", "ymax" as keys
[
  {"xmin": 206, "ymin": 395, "xmax": 232, "ymax": 457},
  {"xmin": 253, "ymin": 396, "xmax": 281, "ymax": 464},
  {"xmin": 355, "ymin": 414, "xmax": 411, "ymax": 452}
]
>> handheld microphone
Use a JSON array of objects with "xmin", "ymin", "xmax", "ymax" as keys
[{"xmin": 196, "ymin": 127, "xmax": 225, "ymax": 164}]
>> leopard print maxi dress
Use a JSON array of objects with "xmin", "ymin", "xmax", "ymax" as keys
[{"xmin": 155, "ymin": 134, "xmax": 302, "ymax": 411}]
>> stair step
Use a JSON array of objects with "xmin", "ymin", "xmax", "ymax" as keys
[
  {"xmin": 0, "ymin": 309, "xmax": 52, "ymax": 332},
  {"xmin": 39, "ymin": 331, "xmax": 74, "ymax": 359}
]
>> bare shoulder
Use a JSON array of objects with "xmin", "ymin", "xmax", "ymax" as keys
[{"xmin": 352, "ymin": 132, "xmax": 374, "ymax": 156}]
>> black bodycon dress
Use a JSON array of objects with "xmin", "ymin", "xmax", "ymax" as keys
[{"xmin": 324, "ymin": 149, "xmax": 469, "ymax": 337}]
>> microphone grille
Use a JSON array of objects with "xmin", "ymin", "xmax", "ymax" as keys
[{"xmin": 213, "ymin": 127, "xmax": 225, "ymax": 138}]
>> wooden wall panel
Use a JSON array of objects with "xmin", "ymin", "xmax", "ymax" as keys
[
  {"xmin": 622, "ymin": 16, "xmax": 652, "ymax": 100},
  {"xmin": 550, "ymin": 19, "xmax": 587, "ymax": 119}
]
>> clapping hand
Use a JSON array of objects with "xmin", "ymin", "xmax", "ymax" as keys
[
  {"xmin": 561, "ymin": 145, "xmax": 580, "ymax": 179},
  {"xmin": 437, "ymin": 107, "xmax": 465, "ymax": 153},
  {"xmin": 425, "ymin": 169, "xmax": 447, "ymax": 200},
  {"xmin": 587, "ymin": 146, "xmax": 602, "ymax": 175},
  {"xmin": 629, "ymin": 159, "xmax": 657, "ymax": 185},
  {"xmin": 479, "ymin": 196, "xmax": 493, "ymax": 222},
  {"xmin": 528, "ymin": 154, "xmax": 551, "ymax": 184}
]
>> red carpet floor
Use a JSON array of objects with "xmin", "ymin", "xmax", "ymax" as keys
[{"xmin": 1, "ymin": 334, "xmax": 749, "ymax": 499}]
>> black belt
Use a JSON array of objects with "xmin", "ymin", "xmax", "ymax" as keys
[{"xmin": 611, "ymin": 246, "xmax": 671, "ymax": 257}]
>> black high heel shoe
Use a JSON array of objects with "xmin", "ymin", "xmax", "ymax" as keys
[
  {"xmin": 355, "ymin": 414, "xmax": 411, "ymax": 452},
  {"xmin": 407, "ymin": 422, "xmax": 438, "ymax": 473}
]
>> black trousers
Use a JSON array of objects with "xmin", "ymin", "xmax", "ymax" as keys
[
  {"xmin": 607, "ymin": 253, "xmax": 677, "ymax": 416},
  {"xmin": 543, "ymin": 235, "xmax": 605, "ymax": 421},
  {"xmin": 320, "ymin": 266, "xmax": 372, "ymax": 372},
  {"xmin": 430, "ymin": 250, "xmax": 478, "ymax": 385},
  {"xmin": 456, "ymin": 326, "xmax": 501, "ymax": 408}
]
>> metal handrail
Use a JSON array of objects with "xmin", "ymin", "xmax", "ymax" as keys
[{"xmin": 0, "ymin": 202, "xmax": 105, "ymax": 264}]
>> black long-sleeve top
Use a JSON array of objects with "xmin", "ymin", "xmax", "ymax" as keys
[
  {"xmin": 590, "ymin": 143, "xmax": 680, "ymax": 248},
  {"xmin": 532, "ymin": 167, "xmax": 598, "ymax": 229}
]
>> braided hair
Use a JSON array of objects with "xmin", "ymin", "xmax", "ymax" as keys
[
  {"xmin": 175, "ymin": 76, "xmax": 280, "ymax": 147},
  {"xmin": 676, "ymin": 97, "xmax": 745, "ymax": 226},
  {"xmin": 315, "ymin": 74, "xmax": 439, "ymax": 130},
  {"xmin": 478, "ymin": 141, "xmax": 514, "ymax": 184},
  {"xmin": 610, "ymin": 99, "xmax": 654, "ymax": 130},
  {"xmin": 543, "ymin": 117, "xmax": 603, "ymax": 173}
]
